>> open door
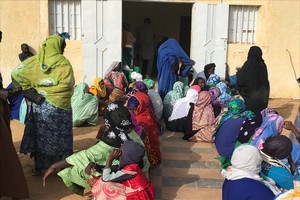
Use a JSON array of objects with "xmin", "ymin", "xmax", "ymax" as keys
[
  {"xmin": 190, "ymin": 3, "xmax": 229, "ymax": 78},
  {"xmin": 81, "ymin": 0, "xmax": 122, "ymax": 84}
]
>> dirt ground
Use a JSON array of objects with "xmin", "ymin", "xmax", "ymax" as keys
[{"xmin": 2, "ymin": 98, "xmax": 299, "ymax": 200}]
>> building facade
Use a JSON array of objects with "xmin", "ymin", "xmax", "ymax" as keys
[{"xmin": 0, "ymin": 0, "xmax": 299, "ymax": 98}]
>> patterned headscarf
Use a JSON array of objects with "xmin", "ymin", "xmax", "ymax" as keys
[
  {"xmin": 89, "ymin": 78, "xmax": 107, "ymax": 98},
  {"xmin": 109, "ymin": 88, "xmax": 127, "ymax": 103},
  {"xmin": 251, "ymin": 109, "xmax": 284, "ymax": 149},
  {"xmin": 99, "ymin": 126, "xmax": 129, "ymax": 148},
  {"xmin": 104, "ymin": 102, "xmax": 133, "ymax": 131},
  {"xmin": 219, "ymin": 98, "xmax": 254, "ymax": 127},
  {"xmin": 206, "ymin": 74, "xmax": 220, "ymax": 88},
  {"xmin": 209, "ymin": 87, "xmax": 220, "ymax": 104},
  {"xmin": 216, "ymin": 82, "xmax": 231, "ymax": 106},
  {"xmin": 133, "ymin": 81, "xmax": 148, "ymax": 94},
  {"xmin": 164, "ymin": 81, "xmax": 184, "ymax": 106}
]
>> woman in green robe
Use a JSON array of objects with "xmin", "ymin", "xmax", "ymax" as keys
[{"xmin": 11, "ymin": 34, "xmax": 75, "ymax": 175}]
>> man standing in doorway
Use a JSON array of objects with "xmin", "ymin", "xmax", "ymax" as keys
[{"xmin": 136, "ymin": 17, "xmax": 155, "ymax": 78}]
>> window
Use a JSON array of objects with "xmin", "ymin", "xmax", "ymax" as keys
[
  {"xmin": 49, "ymin": 0, "xmax": 81, "ymax": 40},
  {"xmin": 228, "ymin": 6, "xmax": 258, "ymax": 44}
]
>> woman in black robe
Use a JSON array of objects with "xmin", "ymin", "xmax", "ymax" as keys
[{"xmin": 236, "ymin": 46, "xmax": 270, "ymax": 115}]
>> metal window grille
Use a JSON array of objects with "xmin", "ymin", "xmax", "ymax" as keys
[
  {"xmin": 49, "ymin": 0, "xmax": 81, "ymax": 40},
  {"xmin": 228, "ymin": 6, "xmax": 258, "ymax": 44}
]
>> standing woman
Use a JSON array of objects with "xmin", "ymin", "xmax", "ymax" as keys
[
  {"xmin": 236, "ymin": 46, "xmax": 270, "ymax": 115},
  {"xmin": 0, "ymin": 31, "xmax": 30, "ymax": 200},
  {"xmin": 157, "ymin": 38, "xmax": 195, "ymax": 99},
  {"xmin": 12, "ymin": 34, "xmax": 75, "ymax": 175}
]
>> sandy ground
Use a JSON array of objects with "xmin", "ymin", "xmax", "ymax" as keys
[{"xmin": 2, "ymin": 98, "xmax": 299, "ymax": 200}]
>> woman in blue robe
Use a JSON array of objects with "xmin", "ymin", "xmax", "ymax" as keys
[{"xmin": 156, "ymin": 38, "xmax": 195, "ymax": 99}]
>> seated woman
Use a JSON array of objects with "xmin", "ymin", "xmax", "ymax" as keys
[
  {"xmin": 275, "ymin": 166, "xmax": 300, "ymax": 200},
  {"xmin": 128, "ymin": 71, "xmax": 143, "ymax": 89},
  {"xmin": 143, "ymin": 79, "xmax": 163, "ymax": 121},
  {"xmin": 214, "ymin": 98, "xmax": 255, "ymax": 159},
  {"xmin": 208, "ymin": 87, "xmax": 222, "ymax": 117},
  {"xmin": 206, "ymin": 74, "xmax": 220, "ymax": 89},
  {"xmin": 183, "ymin": 91, "xmax": 220, "ymax": 143},
  {"xmin": 216, "ymin": 82, "xmax": 231, "ymax": 107},
  {"xmin": 109, "ymin": 88, "xmax": 128, "ymax": 104},
  {"xmin": 89, "ymin": 141, "xmax": 155, "ymax": 200},
  {"xmin": 89, "ymin": 78, "xmax": 108, "ymax": 115},
  {"xmin": 260, "ymin": 135, "xmax": 295, "ymax": 190},
  {"xmin": 71, "ymin": 82, "xmax": 99, "ymax": 126},
  {"xmin": 251, "ymin": 110, "xmax": 284, "ymax": 149},
  {"xmin": 163, "ymin": 81, "xmax": 185, "ymax": 120},
  {"xmin": 190, "ymin": 77, "xmax": 206, "ymax": 90},
  {"xmin": 167, "ymin": 85, "xmax": 200, "ymax": 132},
  {"xmin": 43, "ymin": 103, "xmax": 149, "ymax": 195},
  {"xmin": 127, "ymin": 92, "xmax": 161, "ymax": 168},
  {"xmin": 105, "ymin": 61, "xmax": 128, "ymax": 90},
  {"xmin": 222, "ymin": 145, "xmax": 277, "ymax": 200},
  {"xmin": 284, "ymin": 106, "xmax": 300, "ymax": 166}
]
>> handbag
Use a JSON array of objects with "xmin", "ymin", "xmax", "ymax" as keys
[{"xmin": 23, "ymin": 88, "xmax": 45, "ymax": 105}]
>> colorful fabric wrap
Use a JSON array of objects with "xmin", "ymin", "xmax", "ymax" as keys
[{"xmin": 11, "ymin": 34, "xmax": 75, "ymax": 111}]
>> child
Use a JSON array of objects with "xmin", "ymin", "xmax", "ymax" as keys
[{"xmin": 90, "ymin": 140, "xmax": 154, "ymax": 200}]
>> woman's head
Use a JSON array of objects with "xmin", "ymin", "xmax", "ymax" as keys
[
  {"xmin": 172, "ymin": 81, "xmax": 184, "ymax": 95},
  {"xmin": 119, "ymin": 140, "xmax": 145, "ymax": 169},
  {"xmin": 247, "ymin": 46, "xmax": 263, "ymax": 61},
  {"xmin": 204, "ymin": 63, "xmax": 216, "ymax": 79},
  {"xmin": 227, "ymin": 98, "xmax": 246, "ymax": 115},
  {"xmin": 99, "ymin": 127, "xmax": 129, "ymax": 148},
  {"xmin": 133, "ymin": 81, "xmax": 148, "ymax": 94},
  {"xmin": 99, "ymin": 79, "xmax": 104, "ymax": 89},
  {"xmin": 231, "ymin": 145, "xmax": 262, "ymax": 174},
  {"xmin": 127, "ymin": 96, "xmax": 140, "ymax": 115},
  {"xmin": 209, "ymin": 87, "xmax": 220, "ymax": 101},
  {"xmin": 262, "ymin": 135, "xmax": 292, "ymax": 160},
  {"xmin": 192, "ymin": 77, "xmax": 206, "ymax": 89},
  {"xmin": 104, "ymin": 103, "xmax": 133, "ymax": 131}
]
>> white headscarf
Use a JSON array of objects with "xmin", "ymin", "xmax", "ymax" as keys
[
  {"xmin": 221, "ymin": 144, "xmax": 262, "ymax": 181},
  {"xmin": 168, "ymin": 88, "xmax": 199, "ymax": 121},
  {"xmin": 222, "ymin": 144, "xmax": 282, "ymax": 195},
  {"xmin": 131, "ymin": 71, "xmax": 143, "ymax": 81}
]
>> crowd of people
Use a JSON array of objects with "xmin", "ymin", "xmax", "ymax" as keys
[{"xmin": 1, "ymin": 28, "xmax": 300, "ymax": 200}]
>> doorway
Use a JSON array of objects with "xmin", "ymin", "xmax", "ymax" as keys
[{"xmin": 123, "ymin": 1, "xmax": 193, "ymax": 77}]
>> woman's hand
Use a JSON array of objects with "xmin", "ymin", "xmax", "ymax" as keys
[
  {"xmin": 283, "ymin": 121, "xmax": 294, "ymax": 131},
  {"xmin": 43, "ymin": 167, "xmax": 55, "ymax": 187},
  {"xmin": 109, "ymin": 149, "xmax": 122, "ymax": 161},
  {"xmin": 85, "ymin": 162, "xmax": 96, "ymax": 175}
]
